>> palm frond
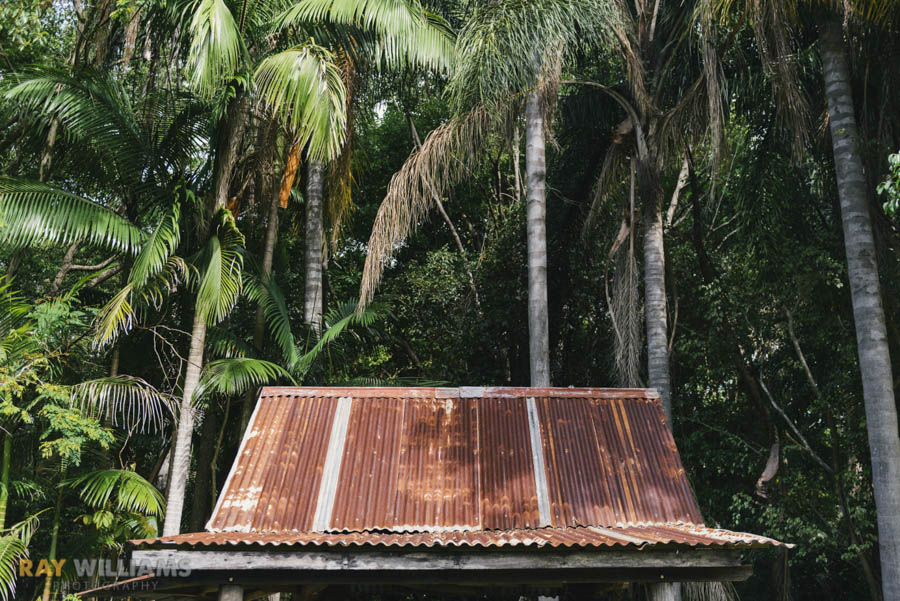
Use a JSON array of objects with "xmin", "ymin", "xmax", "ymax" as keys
[
  {"xmin": 359, "ymin": 104, "xmax": 501, "ymax": 308},
  {"xmin": 70, "ymin": 376, "xmax": 174, "ymax": 433},
  {"xmin": 195, "ymin": 358, "xmax": 295, "ymax": 399},
  {"xmin": 185, "ymin": 0, "xmax": 247, "ymax": 97},
  {"xmin": 0, "ymin": 535, "xmax": 27, "ymax": 601},
  {"xmin": 298, "ymin": 299, "xmax": 388, "ymax": 373},
  {"xmin": 275, "ymin": 0, "xmax": 456, "ymax": 73},
  {"xmin": 93, "ymin": 284, "xmax": 136, "ymax": 348},
  {"xmin": 3, "ymin": 71, "xmax": 145, "ymax": 177},
  {"xmin": 0, "ymin": 178, "xmax": 143, "ymax": 253},
  {"xmin": 8, "ymin": 511, "xmax": 45, "ymax": 546},
  {"xmin": 254, "ymin": 43, "xmax": 348, "ymax": 162},
  {"xmin": 446, "ymin": 0, "xmax": 618, "ymax": 111},
  {"xmin": 94, "ymin": 256, "xmax": 190, "ymax": 348},
  {"xmin": 195, "ymin": 208, "xmax": 244, "ymax": 325},
  {"xmin": 244, "ymin": 273, "xmax": 298, "ymax": 366},
  {"xmin": 129, "ymin": 202, "xmax": 181, "ymax": 289},
  {"xmin": 206, "ymin": 327, "xmax": 253, "ymax": 359},
  {"xmin": 65, "ymin": 469, "xmax": 165, "ymax": 516},
  {"xmin": 0, "ymin": 278, "xmax": 30, "ymax": 344}
]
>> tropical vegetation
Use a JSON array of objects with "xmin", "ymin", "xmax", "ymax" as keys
[{"xmin": 0, "ymin": 0, "xmax": 899, "ymax": 600}]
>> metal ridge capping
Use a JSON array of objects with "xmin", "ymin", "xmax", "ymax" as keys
[{"xmin": 191, "ymin": 387, "xmax": 784, "ymax": 549}]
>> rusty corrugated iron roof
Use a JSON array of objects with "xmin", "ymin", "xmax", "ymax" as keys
[
  {"xmin": 206, "ymin": 387, "xmax": 706, "ymax": 535},
  {"xmin": 135, "ymin": 525, "xmax": 786, "ymax": 549},
  {"xmin": 137, "ymin": 387, "xmax": 784, "ymax": 551}
]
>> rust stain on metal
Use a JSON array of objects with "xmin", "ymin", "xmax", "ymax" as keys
[{"xmin": 189, "ymin": 387, "xmax": 776, "ymax": 551}]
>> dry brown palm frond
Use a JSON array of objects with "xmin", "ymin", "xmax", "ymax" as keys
[
  {"xmin": 749, "ymin": 0, "xmax": 810, "ymax": 157},
  {"xmin": 610, "ymin": 237, "xmax": 643, "ymax": 387},
  {"xmin": 657, "ymin": 73, "xmax": 709, "ymax": 163},
  {"xmin": 700, "ymin": 3, "xmax": 729, "ymax": 172},
  {"xmin": 606, "ymin": 157, "xmax": 642, "ymax": 388},
  {"xmin": 358, "ymin": 103, "xmax": 507, "ymax": 309},
  {"xmin": 583, "ymin": 142, "xmax": 628, "ymax": 238}
]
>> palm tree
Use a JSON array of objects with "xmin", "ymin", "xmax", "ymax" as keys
[
  {"xmin": 701, "ymin": 2, "xmax": 900, "ymax": 597},
  {"xmin": 0, "ymin": 70, "xmax": 295, "ymax": 535},
  {"xmin": 817, "ymin": 15, "xmax": 900, "ymax": 601},
  {"xmin": 358, "ymin": 0, "xmax": 616, "ymax": 387}
]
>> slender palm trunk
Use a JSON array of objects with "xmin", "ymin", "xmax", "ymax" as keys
[
  {"xmin": 41, "ymin": 483, "xmax": 63, "ymax": 601},
  {"xmin": 189, "ymin": 407, "xmax": 218, "ymax": 531},
  {"xmin": 0, "ymin": 434, "xmax": 10, "ymax": 529},
  {"xmin": 163, "ymin": 95, "xmax": 246, "ymax": 535},
  {"xmin": 524, "ymin": 91, "xmax": 550, "ymax": 387},
  {"xmin": 162, "ymin": 312, "xmax": 206, "ymax": 536},
  {"xmin": 638, "ymin": 147, "xmax": 672, "ymax": 419},
  {"xmin": 820, "ymin": 21, "xmax": 900, "ymax": 601},
  {"xmin": 241, "ymin": 180, "xmax": 281, "ymax": 431},
  {"xmin": 304, "ymin": 161, "xmax": 325, "ymax": 330}
]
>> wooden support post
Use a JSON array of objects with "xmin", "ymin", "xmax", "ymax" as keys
[
  {"xmin": 646, "ymin": 582, "xmax": 681, "ymax": 601},
  {"xmin": 219, "ymin": 583, "xmax": 243, "ymax": 601}
]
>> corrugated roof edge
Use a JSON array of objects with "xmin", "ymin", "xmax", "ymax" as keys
[
  {"xmin": 257, "ymin": 387, "xmax": 662, "ymax": 399},
  {"xmin": 130, "ymin": 525, "xmax": 791, "ymax": 550}
]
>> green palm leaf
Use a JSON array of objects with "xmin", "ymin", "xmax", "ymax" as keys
[
  {"xmin": 129, "ymin": 202, "xmax": 181, "ymax": 289},
  {"xmin": 93, "ymin": 284, "xmax": 136, "ymax": 348},
  {"xmin": 65, "ymin": 469, "xmax": 165, "ymax": 516},
  {"xmin": 4, "ymin": 71, "xmax": 145, "ymax": 177},
  {"xmin": 244, "ymin": 272, "xmax": 298, "ymax": 367},
  {"xmin": 0, "ymin": 178, "xmax": 143, "ymax": 253},
  {"xmin": 70, "ymin": 376, "xmax": 175, "ymax": 433},
  {"xmin": 195, "ymin": 358, "xmax": 295, "ymax": 399},
  {"xmin": 0, "ymin": 535, "xmax": 27, "ymax": 601},
  {"xmin": 94, "ymin": 256, "xmax": 189, "ymax": 348},
  {"xmin": 205, "ymin": 327, "xmax": 253, "ymax": 359},
  {"xmin": 186, "ymin": 0, "xmax": 248, "ymax": 97},
  {"xmin": 254, "ymin": 43, "xmax": 348, "ymax": 162},
  {"xmin": 274, "ymin": 0, "xmax": 456, "ymax": 73},
  {"xmin": 297, "ymin": 299, "xmax": 388, "ymax": 373},
  {"xmin": 195, "ymin": 208, "xmax": 244, "ymax": 325}
]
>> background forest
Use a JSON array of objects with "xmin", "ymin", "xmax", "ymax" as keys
[{"xmin": 1, "ymin": 1, "xmax": 899, "ymax": 600}]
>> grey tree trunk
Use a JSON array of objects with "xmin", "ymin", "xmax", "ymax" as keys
[
  {"xmin": 304, "ymin": 161, "xmax": 325, "ymax": 330},
  {"xmin": 241, "ymin": 173, "xmax": 281, "ymax": 431},
  {"xmin": 639, "ymin": 154, "xmax": 672, "ymax": 419},
  {"xmin": 525, "ymin": 91, "xmax": 550, "ymax": 388},
  {"xmin": 820, "ymin": 21, "xmax": 900, "ymax": 601},
  {"xmin": 646, "ymin": 583, "xmax": 680, "ymax": 601},
  {"xmin": 162, "ymin": 311, "xmax": 206, "ymax": 536},
  {"xmin": 163, "ymin": 95, "xmax": 246, "ymax": 535}
]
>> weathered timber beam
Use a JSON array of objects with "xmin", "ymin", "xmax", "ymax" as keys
[
  {"xmin": 79, "ymin": 566, "xmax": 753, "ymax": 598},
  {"xmin": 131, "ymin": 548, "xmax": 741, "ymax": 572}
]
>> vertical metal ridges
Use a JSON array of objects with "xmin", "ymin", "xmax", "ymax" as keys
[
  {"xmin": 311, "ymin": 396, "xmax": 353, "ymax": 531},
  {"xmin": 526, "ymin": 397, "xmax": 552, "ymax": 526}
]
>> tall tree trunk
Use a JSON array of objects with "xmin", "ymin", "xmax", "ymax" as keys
[
  {"xmin": 304, "ymin": 161, "xmax": 325, "ymax": 330},
  {"xmin": 189, "ymin": 407, "xmax": 218, "ymax": 532},
  {"xmin": 524, "ymin": 91, "xmax": 550, "ymax": 387},
  {"xmin": 820, "ymin": 21, "xmax": 900, "ymax": 601},
  {"xmin": 40, "ymin": 483, "xmax": 63, "ymax": 601},
  {"xmin": 0, "ymin": 434, "xmax": 10, "ymax": 530},
  {"xmin": 241, "ymin": 182, "xmax": 280, "ymax": 430},
  {"xmin": 163, "ymin": 94, "xmax": 246, "ymax": 535},
  {"xmin": 638, "ymin": 148, "xmax": 672, "ymax": 419},
  {"xmin": 162, "ymin": 312, "xmax": 206, "ymax": 536}
]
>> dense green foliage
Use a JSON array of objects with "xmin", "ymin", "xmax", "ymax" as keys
[{"xmin": 1, "ymin": 1, "xmax": 899, "ymax": 600}]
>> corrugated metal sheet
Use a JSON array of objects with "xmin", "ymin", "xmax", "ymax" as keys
[
  {"xmin": 194, "ymin": 387, "xmax": 776, "ymax": 550},
  {"xmin": 135, "ymin": 525, "xmax": 788, "ymax": 549}
]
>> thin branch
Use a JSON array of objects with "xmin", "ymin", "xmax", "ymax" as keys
[{"xmin": 758, "ymin": 378, "xmax": 833, "ymax": 474}]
